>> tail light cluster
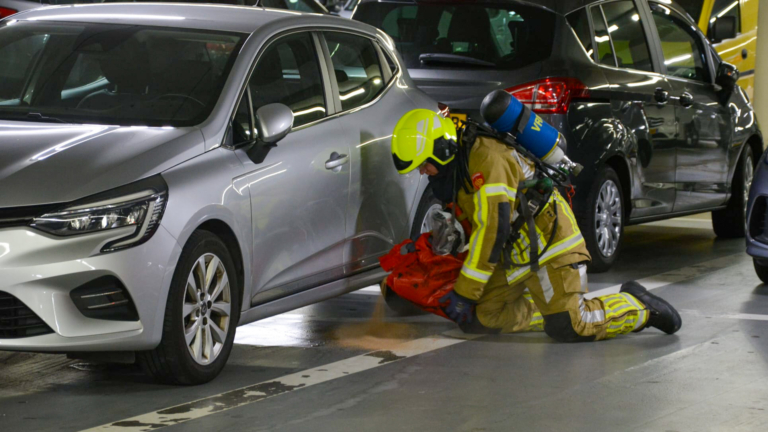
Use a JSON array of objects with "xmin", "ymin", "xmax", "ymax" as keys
[
  {"xmin": 0, "ymin": 7, "xmax": 17, "ymax": 19},
  {"xmin": 506, "ymin": 77, "xmax": 590, "ymax": 115}
]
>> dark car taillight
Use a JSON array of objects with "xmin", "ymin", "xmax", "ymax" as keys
[
  {"xmin": 0, "ymin": 7, "xmax": 17, "ymax": 19},
  {"xmin": 506, "ymin": 78, "xmax": 590, "ymax": 115},
  {"xmin": 437, "ymin": 102, "xmax": 451, "ymax": 117}
]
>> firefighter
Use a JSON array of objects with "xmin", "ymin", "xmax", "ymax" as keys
[{"xmin": 390, "ymin": 109, "xmax": 682, "ymax": 341}]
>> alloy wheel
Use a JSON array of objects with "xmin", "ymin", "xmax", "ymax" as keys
[
  {"xmin": 421, "ymin": 203, "xmax": 443, "ymax": 234},
  {"xmin": 183, "ymin": 253, "xmax": 231, "ymax": 366},
  {"xmin": 744, "ymin": 152, "xmax": 754, "ymax": 219},
  {"xmin": 595, "ymin": 180, "xmax": 622, "ymax": 258}
]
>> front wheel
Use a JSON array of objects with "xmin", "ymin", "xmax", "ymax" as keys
[
  {"xmin": 577, "ymin": 167, "xmax": 624, "ymax": 273},
  {"xmin": 713, "ymin": 146, "xmax": 754, "ymax": 238},
  {"xmin": 137, "ymin": 230, "xmax": 240, "ymax": 385}
]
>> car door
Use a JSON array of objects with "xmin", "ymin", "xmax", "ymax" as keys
[
  {"xmin": 594, "ymin": 1, "xmax": 678, "ymax": 217},
  {"xmin": 647, "ymin": 1, "xmax": 731, "ymax": 212},
  {"xmin": 318, "ymin": 30, "xmax": 422, "ymax": 274},
  {"xmin": 231, "ymin": 31, "xmax": 351, "ymax": 305}
]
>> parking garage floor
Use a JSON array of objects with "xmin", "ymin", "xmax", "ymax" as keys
[{"xmin": 2, "ymin": 214, "xmax": 768, "ymax": 432}]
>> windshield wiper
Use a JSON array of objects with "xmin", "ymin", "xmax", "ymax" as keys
[
  {"xmin": 419, "ymin": 53, "xmax": 496, "ymax": 68},
  {"xmin": 25, "ymin": 112, "xmax": 69, "ymax": 124}
]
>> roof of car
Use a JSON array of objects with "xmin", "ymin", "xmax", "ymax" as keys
[
  {"xmin": 9, "ymin": 3, "xmax": 363, "ymax": 34},
  {"xmin": 354, "ymin": 0, "xmax": 591, "ymax": 15}
]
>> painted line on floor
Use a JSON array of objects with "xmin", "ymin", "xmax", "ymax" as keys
[
  {"xmin": 585, "ymin": 253, "xmax": 745, "ymax": 299},
  {"xmin": 80, "ymin": 336, "xmax": 475, "ymax": 432},
  {"xmin": 350, "ymin": 285, "xmax": 382, "ymax": 296},
  {"xmin": 679, "ymin": 309, "xmax": 768, "ymax": 322}
]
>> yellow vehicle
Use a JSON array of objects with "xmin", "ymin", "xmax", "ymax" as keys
[{"xmin": 678, "ymin": 0, "xmax": 758, "ymax": 98}]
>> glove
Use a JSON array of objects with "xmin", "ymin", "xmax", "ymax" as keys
[{"xmin": 439, "ymin": 290, "xmax": 476, "ymax": 324}]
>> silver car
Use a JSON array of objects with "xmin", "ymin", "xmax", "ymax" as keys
[{"xmin": 0, "ymin": 3, "xmax": 438, "ymax": 384}]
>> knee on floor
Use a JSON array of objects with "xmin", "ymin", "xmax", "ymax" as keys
[{"xmin": 543, "ymin": 312, "xmax": 596, "ymax": 343}]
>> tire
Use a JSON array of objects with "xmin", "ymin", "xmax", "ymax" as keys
[
  {"xmin": 576, "ymin": 166, "xmax": 624, "ymax": 273},
  {"xmin": 137, "ymin": 230, "xmax": 241, "ymax": 385},
  {"xmin": 713, "ymin": 146, "xmax": 755, "ymax": 238},
  {"xmin": 409, "ymin": 186, "xmax": 444, "ymax": 241},
  {"xmin": 754, "ymin": 259, "xmax": 768, "ymax": 284}
]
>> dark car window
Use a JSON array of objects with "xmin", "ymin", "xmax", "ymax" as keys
[
  {"xmin": 590, "ymin": 6, "xmax": 616, "ymax": 67},
  {"xmin": 711, "ymin": 0, "xmax": 741, "ymax": 33},
  {"xmin": 0, "ymin": 21, "xmax": 243, "ymax": 127},
  {"xmin": 324, "ymin": 32, "xmax": 384, "ymax": 112},
  {"xmin": 249, "ymin": 32, "xmax": 326, "ymax": 128},
  {"xmin": 651, "ymin": 3, "xmax": 710, "ymax": 82},
  {"xmin": 354, "ymin": 2, "xmax": 556, "ymax": 70},
  {"xmin": 566, "ymin": 8, "xmax": 595, "ymax": 61},
  {"xmin": 601, "ymin": 1, "xmax": 654, "ymax": 72},
  {"xmin": 672, "ymin": 0, "xmax": 704, "ymax": 23}
]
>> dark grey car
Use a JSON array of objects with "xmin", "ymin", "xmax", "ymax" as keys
[{"xmin": 355, "ymin": 0, "xmax": 762, "ymax": 272}]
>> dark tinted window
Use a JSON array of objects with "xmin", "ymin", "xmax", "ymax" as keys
[
  {"xmin": 602, "ymin": 1, "xmax": 653, "ymax": 72},
  {"xmin": 567, "ymin": 8, "xmax": 595, "ymax": 60},
  {"xmin": 711, "ymin": 0, "xmax": 741, "ymax": 33},
  {"xmin": 324, "ymin": 32, "xmax": 384, "ymax": 111},
  {"xmin": 249, "ymin": 33, "xmax": 326, "ymax": 128},
  {"xmin": 672, "ymin": 0, "xmax": 704, "ymax": 23},
  {"xmin": 651, "ymin": 3, "xmax": 710, "ymax": 82},
  {"xmin": 0, "ymin": 21, "xmax": 243, "ymax": 127},
  {"xmin": 590, "ymin": 6, "xmax": 616, "ymax": 66},
  {"xmin": 354, "ymin": 2, "xmax": 556, "ymax": 70}
]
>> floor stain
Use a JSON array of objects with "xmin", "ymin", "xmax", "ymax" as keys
[{"xmin": 365, "ymin": 350, "xmax": 406, "ymax": 365}]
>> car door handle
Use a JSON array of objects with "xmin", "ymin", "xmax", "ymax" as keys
[
  {"xmin": 654, "ymin": 87, "xmax": 669, "ymax": 104},
  {"xmin": 325, "ymin": 152, "xmax": 349, "ymax": 171},
  {"xmin": 679, "ymin": 92, "xmax": 694, "ymax": 108}
]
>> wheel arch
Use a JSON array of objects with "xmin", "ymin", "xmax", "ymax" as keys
[
  {"xmin": 195, "ymin": 219, "xmax": 246, "ymax": 312},
  {"xmin": 604, "ymin": 155, "xmax": 632, "ymax": 221}
]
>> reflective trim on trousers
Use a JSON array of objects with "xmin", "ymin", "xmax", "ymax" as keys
[{"xmin": 506, "ymin": 233, "xmax": 585, "ymax": 284}]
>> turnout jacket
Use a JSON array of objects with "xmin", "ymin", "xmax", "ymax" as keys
[{"xmin": 454, "ymin": 136, "xmax": 590, "ymax": 301}]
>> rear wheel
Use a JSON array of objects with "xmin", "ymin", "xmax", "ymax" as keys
[
  {"xmin": 713, "ymin": 146, "xmax": 754, "ymax": 238},
  {"xmin": 754, "ymin": 259, "xmax": 768, "ymax": 284},
  {"xmin": 137, "ymin": 230, "xmax": 240, "ymax": 385},
  {"xmin": 577, "ymin": 167, "xmax": 624, "ymax": 273},
  {"xmin": 410, "ymin": 186, "xmax": 444, "ymax": 240}
]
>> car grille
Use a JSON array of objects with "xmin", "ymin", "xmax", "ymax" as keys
[
  {"xmin": 0, "ymin": 204, "xmax": 59, "ymax": 229},
  {"xmin": 750, "ymin": 196, "xmax": 767, "ymax": 242},
  {"xmin": 0, "ymin": 291, "xmax": 55, "ymax": 339}
]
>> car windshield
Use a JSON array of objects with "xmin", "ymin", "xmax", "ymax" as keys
[
  {"xmin": 0, "ymin": 21, "xmax": 244, "ymax": 127},
  {"xmin": 354, "ymin": 1, "xmax": 556, "ymax": 70}
]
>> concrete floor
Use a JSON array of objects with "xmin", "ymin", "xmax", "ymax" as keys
[{"xmin": 2, "ymin": 215, "xmax": 768, "ymax": 432}]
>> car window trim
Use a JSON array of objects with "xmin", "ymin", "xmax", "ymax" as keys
[
  {"xmin": 318, "ymin": 29, "xmax": 398, "ymax": 119},
  {"xmin": 565, "ymin": 6, "xmax": 599, "ymax": 64},
  {"xmin": 597, "ymin": 4, "xmax": 619, "ymax": 68},
  {"xmin": 647, "ymin": 0, "xmax": 716, "ymax": 85}
]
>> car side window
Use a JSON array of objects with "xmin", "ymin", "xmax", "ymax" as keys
[
  {"xmin": 566, "ymin": 8, "xmax": 595, "ymax": 61},
  {"xmin": 601, "ymin": 1, "xmax": 654, "ymax": 72},
  {"xmin": 248, "ymin": 32, "xmax": 327, "ymax": 128},
  {"xmin": 711, "ymin": 0, "xmax": 741, "ymax": 34},
  {"xmin": 324, "ymin": 32, "xmax": 385, "ymax": 112},
  {"xmin": 590, "ymin": 6, "xmax": 616, "ymax": 67},
  {"xmin": 650, "ymin": 3, "xmax": 710, "ymax": 83}
]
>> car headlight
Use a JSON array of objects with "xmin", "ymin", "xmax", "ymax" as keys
[{"xmin": 30, "ymin": 175, "xmax": 168, "ymax": 253}]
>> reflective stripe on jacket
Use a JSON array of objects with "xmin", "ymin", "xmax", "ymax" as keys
[{"xmin": 454, "ymin": 136, "xmax": 590, "ymax": 301}]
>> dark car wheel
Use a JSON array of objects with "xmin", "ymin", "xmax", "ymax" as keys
[
  {"xmin": 577, "ymin": 167, "xmax": 624, "ymax": 273},
  {"xmin": 137, "ymin": 230, "xmax": 241, "ymax": 385},
  {"xmin": 380, "ymin": 281, "xmax": 427, "ymax": 316},
  {"xmin": 713, "ymin": 146, "xmax": 754, "ymax": 238},
  {"xmin": 410, "ymin": 186, "xmax": 444, "ymax": 240},
  {"xmin": 754, "ymin": 259, "xmax": 768, "ymax": 284}
]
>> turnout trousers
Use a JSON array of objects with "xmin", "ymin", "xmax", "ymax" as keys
[{"xmin": 475, "ymin": 263, "xmax": 650, "ymax": 341}]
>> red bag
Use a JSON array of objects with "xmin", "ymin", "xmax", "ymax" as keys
[{"xmin": 379, "ymin": 233, "xmax": 467, "ymax": 319}]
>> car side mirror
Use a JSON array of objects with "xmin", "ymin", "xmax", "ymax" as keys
[
  {"xmin": 716, "ymin": 61, "xmax": 740, "ymax": 89},
  {"xmin": 255, "ymin": 103, "xmax": 293, "ymax": 145},
  {"xmin": 709, "ymin": 16, "xmax": 737, "ymax": 43}
]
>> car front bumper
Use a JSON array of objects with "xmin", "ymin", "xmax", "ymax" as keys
[{"xmin": 0, "ymin": 225, "xmax": 181, "ymax": 352}]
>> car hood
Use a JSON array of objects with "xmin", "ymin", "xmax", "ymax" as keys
[{"xmin": 0, "ymin": 122, "xmax": 206, "ymax": 207}]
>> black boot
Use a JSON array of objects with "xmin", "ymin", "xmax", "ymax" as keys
[{"xmin": 620, "ymin": 281, "xmax": 682, "ymax": 334}]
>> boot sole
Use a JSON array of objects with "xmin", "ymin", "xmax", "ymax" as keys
[{"xmin": 620, "ymin": 282, "xmax": 682, "ymax": 334}]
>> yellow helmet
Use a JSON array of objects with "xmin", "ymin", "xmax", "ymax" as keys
[{"xmin": 391, "ymin": 109, "xmax": 458, "ymax": 174}]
